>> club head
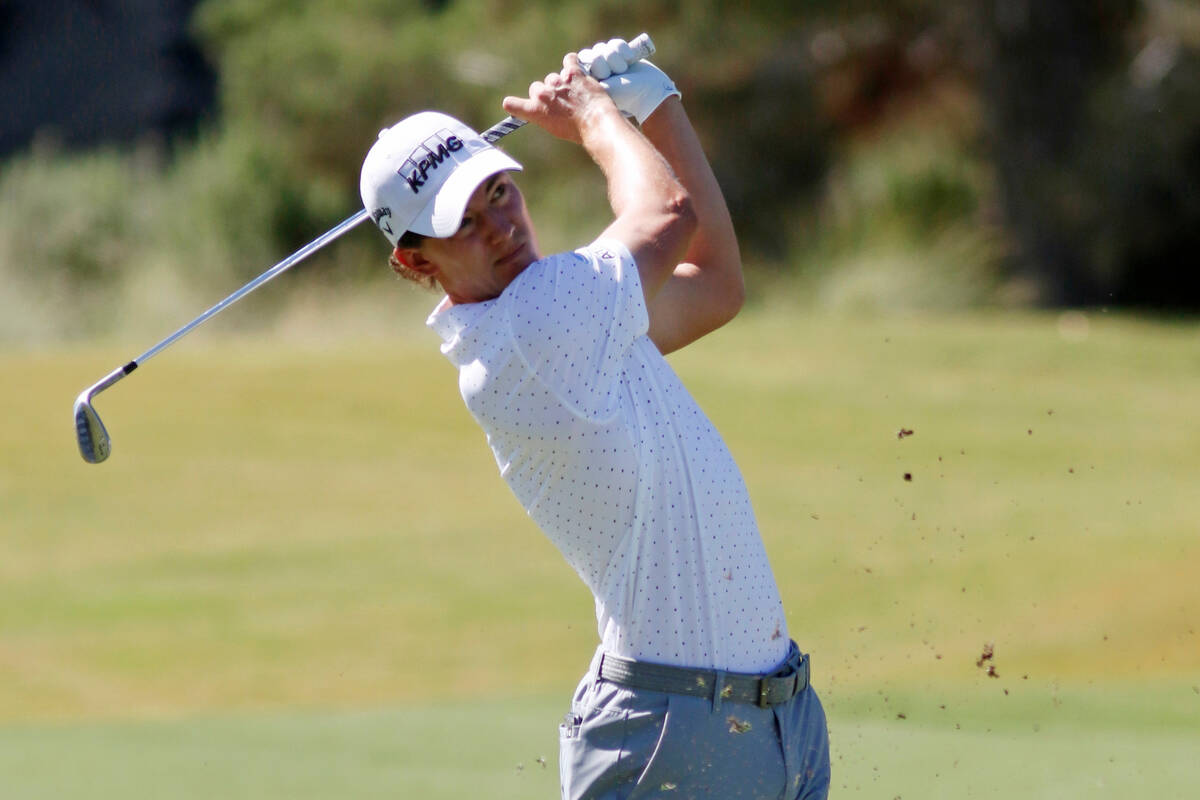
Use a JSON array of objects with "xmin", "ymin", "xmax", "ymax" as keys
[
  {"xmin": 74, "ymin": 392, "xmax": 112, "ymax": 463},
  {"xmin": 73, "ymin": 362, "xmax": 137, "ymax": 465}
]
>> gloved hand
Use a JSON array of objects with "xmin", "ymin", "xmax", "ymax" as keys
[{"xmin": 579, "ymin": 38, "xmax": 681, "ymax": 125}]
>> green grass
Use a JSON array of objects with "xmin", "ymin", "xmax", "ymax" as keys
[
  {"xmin": 0, "ymin": 699, "xmax": 564, "ymax": 800},
  {"xmin": 2, "ymin": 307, "xmax": 1199, "ymax": 796},
  {"xmin": 1, "ymin": 688, "xmax": 1197, "ymax": 799}
]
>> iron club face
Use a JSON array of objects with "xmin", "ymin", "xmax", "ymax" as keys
[
  {"xmin": 74, "ymin": 394, "xmax": 111, "ymax": 463},
  {"xmin": 73, "ymin": 363, "xmax": 135, "ymax": 464}
]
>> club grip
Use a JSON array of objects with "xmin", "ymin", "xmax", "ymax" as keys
[
  {"xmin": 627, "ymin": 33, "xmax": 656, "ymax": 62},
  {"xmin": 480, "ymin": 33, "xmax": 658, "ymax": 144}
]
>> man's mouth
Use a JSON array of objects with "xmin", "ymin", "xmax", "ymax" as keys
[{"xmin": 496, "ymin": 241, "xmax": 528, "ymax": 269}]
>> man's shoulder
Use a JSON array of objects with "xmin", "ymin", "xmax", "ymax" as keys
[
  {"xmin": 580, "ymin": 238, "xmax": 635, "ymax": 270},
  {"xmin": 506, "ymin": 238, "xmax": 636, "ymax": 298}
]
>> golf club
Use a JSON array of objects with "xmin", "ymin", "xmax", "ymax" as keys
[{"xmin": 73, "ymin": 33, "xmax": 655, "ymax": 464}]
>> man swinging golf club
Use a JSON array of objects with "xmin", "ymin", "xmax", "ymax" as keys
[{"xmin": 360, "ymin": 39, "xmax": 830, "ymax": 799}]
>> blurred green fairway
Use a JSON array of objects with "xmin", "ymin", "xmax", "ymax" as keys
[{"xmin": 3, "ymin": 308, "xmax": 1198, "ymax": 798}]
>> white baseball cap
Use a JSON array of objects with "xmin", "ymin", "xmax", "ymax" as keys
[{"xmin": 360, "ymin": 111, "xmax": 523, "ymax": 245}]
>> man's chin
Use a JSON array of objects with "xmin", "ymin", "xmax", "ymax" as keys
[{"xmin": 497, "ymin": 245, "xmax": 537, "ymax": 280}]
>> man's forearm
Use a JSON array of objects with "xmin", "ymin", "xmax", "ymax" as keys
[
  {"xmin": 502, "ymin": 55, "xmax": 696, "ymax": 300},
  {"xmin": 581, "ymin": 105, "xmax": 687, "ymax": 226},
  {"xmin": 580, "ymin": 104, "xmax": 697, "ymax": 300}
]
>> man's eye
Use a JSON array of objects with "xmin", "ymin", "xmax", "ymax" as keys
[{"xmin": 492, "ymin": 184, "xmax": 507, "ymax": 202}]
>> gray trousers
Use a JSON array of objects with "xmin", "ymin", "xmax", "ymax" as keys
[{"xmin": 559, "ymin": 644, "xmax": 830, "ymax": 799}]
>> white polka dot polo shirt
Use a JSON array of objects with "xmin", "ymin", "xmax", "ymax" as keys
[{"xmin": 427, "ymin": 239, "xmax": 789, "ymax": 673}]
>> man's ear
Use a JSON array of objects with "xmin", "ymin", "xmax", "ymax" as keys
[{"xmin": 392, "ymin": 245, "xmax": 436, "ymax": 277}]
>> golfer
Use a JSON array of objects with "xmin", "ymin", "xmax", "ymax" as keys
[{"xmin": 360, "ymin": 40, "xmax": 830, "ymax": 799}]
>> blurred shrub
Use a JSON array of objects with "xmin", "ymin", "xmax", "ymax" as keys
[
  {"xmin": 0, "ymin": 146, "xmax": 152, "ymax": 341},
  {"xmin": 761, "ymin": 121, "xmax": 1006, "ymax": 313},
  {"xmin": 0, "ymin": 125, "xmax": 356, "ymax": 343}
]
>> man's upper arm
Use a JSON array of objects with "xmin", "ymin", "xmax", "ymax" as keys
[
  {"xmin": 599, "ymin": 190, "xmax": 695, "ymax": 306},
  {"xmin": 600, "ymin": 218, "xmax": 743, "ymax": 355},
  {"xmin": 599, "ymin": 98, "xmax": 744, "ymax": 355}
]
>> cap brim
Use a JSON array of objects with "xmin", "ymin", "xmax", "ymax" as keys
[{"xmin": 408, "ymin": 148, "xmax": 523, "ymax": 238}]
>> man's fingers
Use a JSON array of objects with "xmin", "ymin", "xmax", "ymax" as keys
[
  {"xmin": 602, "ymin": 39, "xmax": 630, "ymax": 73},
  {"xmin": 503, "ymin": 81, "xmax": 549, "ymax": 120},
  {"xmin": 579, "ymin": 39, "xmax": 634, "ymax": 79},
  {"xmin": 562, "ymin": 52, "xmax": 584, "ymax": 75},
  {"xmin": 587, "ymin": 49, "xmax": 612, "ymax": 79},
  {"xmin": 502, "ymin": 76, "xmax": 559, "ymax": 121},
  {"xmin": 610, "ymin": 38, "xmax": 635, "ymax": 68},
  {"xmin": 503, "ymin": 51, "xmax": 610, "ymax": 136},
  {"xmin": 501, "ymin": 94, "xmax": 534, "ymax": 120}
]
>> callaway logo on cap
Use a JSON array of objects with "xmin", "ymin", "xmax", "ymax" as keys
[{"xmin": 360, "ymin": 111, "xmax": 523, "ymax": 245}]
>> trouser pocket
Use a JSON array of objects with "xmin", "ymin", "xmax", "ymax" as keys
[
  {"xmin": 559, "ymin": 704, "xmax": 632, "ymax": 800},
  {"xmin": 559, "ymin": 682, "xmax": 669, "ymax": 800},
  {"xmin": 631, "ymin": 694, "xmax": 788, "ymax": 799}
]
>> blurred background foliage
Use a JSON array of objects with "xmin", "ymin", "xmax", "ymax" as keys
[{"xmin": 1, "ymin": 0, "xmax": 1198, "ymax": 343}]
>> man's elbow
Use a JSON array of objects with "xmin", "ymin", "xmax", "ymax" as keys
[
  {"xmin": 723, "ymin": 271, "xmax": 746, "ymax": 321},
  {"xmin": 665, "ymin": 189, "xmax": 698, "ymax": 257},
  {"xmin": 713, "ymin": 270, "xmax": 746, "ymax": 327}
]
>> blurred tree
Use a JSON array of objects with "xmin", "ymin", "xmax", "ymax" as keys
[
  {"xmin": 975, "ymin": 0, "xmax": 1200, "ymax": 308},
  {"xmin": 1089, "ymin": 38, "xmax": 1200, "ymax": 308},
  {"xmin": 0, "ymin": 0, "xmax": 215, "ymax": 155}
]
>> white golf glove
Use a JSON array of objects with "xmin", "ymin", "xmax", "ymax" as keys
[{"xmin": 579, "ymin": 38, "xmax": 681, "ymax": 124}]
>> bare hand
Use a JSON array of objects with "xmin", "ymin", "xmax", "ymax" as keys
[{"xmin": 502, "ymin": 54, "xmax": 621, "ymax": 143}]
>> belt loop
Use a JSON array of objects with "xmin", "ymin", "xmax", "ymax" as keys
[
  {"xmin": 757, "ymin": 676, "xmax": 774, "ymax": 708},
  {"xmin": 711, "ymin": 670, "xmax": 727, "ymax": 713},
  {"xmin": 593, "ymin": 649, "xmax": 607, "ymax": 682}
]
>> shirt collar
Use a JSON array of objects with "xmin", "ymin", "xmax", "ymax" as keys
[{"xmin": 426, "ymin": 295, "xmax": 494, "ymax": 355}]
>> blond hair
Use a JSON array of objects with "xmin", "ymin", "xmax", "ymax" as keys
[
  {"xmin": 388, "ymin": 230, "xmax": 437, "ymax": 289},
  {"xmin": 388, "ymin": 248, "xmax": 437, "ymax": 289}
]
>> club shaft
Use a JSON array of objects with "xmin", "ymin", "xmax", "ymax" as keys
[
  {"xmin": 128, "ymin": 32, "xmax": 655, "ymax": 367},
  {"xmin": 134, "ymin": 209, "xmax": 370, "ymax": 365},
  {"xmin": 132, "ymin": 113, "xmax": 542, "ymax": 367},
  {"xmin": 75, "ymin": 30, "xmax": 659, "ymax": 463}
]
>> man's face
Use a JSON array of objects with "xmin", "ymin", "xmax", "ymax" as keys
[{"xmin": 416, "ymin": 172, "xmax": 539, "ymax": 304}]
